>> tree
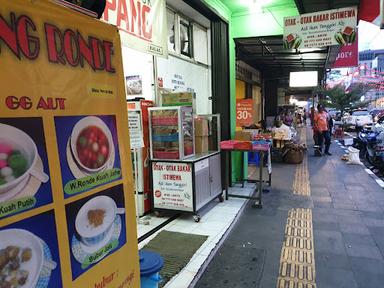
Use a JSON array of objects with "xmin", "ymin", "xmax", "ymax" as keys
[{"xmin": 317, "ymin": 83, "xmax": 370, "ymax": 114}]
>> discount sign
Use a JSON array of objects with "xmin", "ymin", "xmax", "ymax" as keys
[{"xmin": 236, "ymin": 99, "xmax": 254, "ymax": 127}]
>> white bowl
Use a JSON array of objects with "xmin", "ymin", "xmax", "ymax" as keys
[
  {"xmin": 75, "ymin": 196, "xmax": 119, "ymax": 246},
  {"xmin": 0, "ymin": 229, "xmax": 44, "ymax": 287},
  {"xmin": 0, "ymin": 124, "xmax": 37, "ymax": 194},
  {"xmin": 70, "ymin": 116, "xmax": 113, "ymax": 173}
]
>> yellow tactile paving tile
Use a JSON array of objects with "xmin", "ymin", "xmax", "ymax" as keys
[
  {"xmin": 293, "ymin": 129, "xmax": 311, "ymax": 196},
  {"xmin": 277, "ymin": 209, "xmax": 316, "ymax": 288}
]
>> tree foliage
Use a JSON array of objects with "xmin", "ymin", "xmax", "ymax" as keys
[{"xmin": 317, "ymin": 83, "xmax": 370, "ymax": 114}]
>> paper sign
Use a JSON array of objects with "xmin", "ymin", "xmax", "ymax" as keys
[
  {"xmin": 0, "ymin": 1, "xmax": 139, "ymax": 287},
  {"xmin": 236, "ymin": 99, "xmax": 254, "ymax": 127},
  {"xmin": 102, "ymin": 0, "xmax": 168, "ymax": 58},
  {"xmin": 128, "ymin": 110, "xmax": 144, "ymax": 149},
  {"xmin": 283, "ymin": 7, "xmax": 357, "ymax": 49},
  {"xmin": 152, "ymin": 162, "xmax": 193, "ymax": 212}
]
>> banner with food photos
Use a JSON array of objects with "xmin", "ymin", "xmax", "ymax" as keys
[
  {"xmin": 0, "ymin": 1, "xmax": 139, "ymax": 287},
  {"xmin": 283, "ymin": 6, "xmax": 357, "ymax": 49}
]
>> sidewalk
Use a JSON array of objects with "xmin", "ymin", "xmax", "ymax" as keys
[{"xmin": 194, "ymin": 127, "xmax": 384, "ymax": 288}]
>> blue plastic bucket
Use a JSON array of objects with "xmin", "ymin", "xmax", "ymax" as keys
[{"xmin": 139, "ymin": 250, "xmax": 164, "ymax": 288}]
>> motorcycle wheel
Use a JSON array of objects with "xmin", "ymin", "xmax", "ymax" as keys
[
  {"xmin": 365, "ymin": 150, "xmax": 375, "ymax": 166},
  {"xmin": 365, "ymin": 150, "xmax": 384, "ymax": 170},
  {"xmin": 359, "ymin": 147, "xmax": 366, "ymax": 158}
]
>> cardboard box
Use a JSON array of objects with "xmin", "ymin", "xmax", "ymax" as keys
[
  {"xmin": 194, "ymin": 118, "xmax": 209, "ymax": 136},
  {"xmin": 234, "ymin": 131, "xmax": 252, "ymax": 141},
  {"xmin": 195, "ymin": 136, "xmax": 209, "ymax": 153}
]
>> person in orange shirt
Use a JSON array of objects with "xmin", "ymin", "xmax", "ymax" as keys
[{"xmin": 314, "ymin": 104, "xmax": 332, "ymax": 156}]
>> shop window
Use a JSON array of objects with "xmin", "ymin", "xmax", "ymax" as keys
[
  {"xmin": 180, "ymin": 18, "xmax": 192, "ymax": 57},
  {"xmin": 167, "ymin": 9, "xmax": 176, "ymax": 53}
]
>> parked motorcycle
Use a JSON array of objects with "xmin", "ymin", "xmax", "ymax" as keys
[{"xmin": 353, "ymin": 129, "xmax": 384, "ymax": 169}]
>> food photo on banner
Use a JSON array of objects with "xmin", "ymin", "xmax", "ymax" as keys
[
  {"xmin": 64, "ymin": 184, "xmax": 126, "ymax": 280},
  {"xmin": 0, "ymin": 210, "xmax": 62, "ymax": 287},
  {"xmin": 54, "ymin": 115, "xmax": 121, "ymax": 198},
  {"xmin": 0, "ymin": 118, "xmax": 52, "ymax": 220}
]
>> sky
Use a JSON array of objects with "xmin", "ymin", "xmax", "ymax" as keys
[{"xmin": 359, "ymin": 20, "xmax": 384, "ymax": 51}]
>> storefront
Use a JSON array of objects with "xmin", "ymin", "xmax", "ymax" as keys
[{"xmin": 99, "ymin": 0, "xmax": 231, "ymax": 236}]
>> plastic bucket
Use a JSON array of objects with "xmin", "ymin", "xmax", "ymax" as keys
[{"xmin": 139, "ymin": 250, "xmax": 164, "ymax": 288}]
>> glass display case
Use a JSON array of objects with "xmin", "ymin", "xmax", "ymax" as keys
[
  {"xmin": 194, "ymin": 114, "xmax": 221, "ymax": 153},
  {"xmin": 149, "ymin": 106, "xmax": 195, "ymax": 160}
]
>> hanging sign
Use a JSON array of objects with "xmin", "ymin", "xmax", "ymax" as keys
[
  {"xmin": 359, "ymin": 0, "xmax": 383, "ymax": 28},
  {"xmin": 152, "ymin": 162, "xmax": 193, "ymax": 212},
  {"xmin": 128, "ymin": 110, "xmax": 144, "ymax": 149},
  {"xmin": 0, "ymin": 1, "xmax": 139, "ymax": 287},
  {"xmin": 332, "ymin": 31, "xmax": 358, "ymax": 68},
  {"xmin": 283, "ymin": 7, "xmax": 357, "ymax": 49},
  {"xmin": 236, "ymin": 99, "xmax": 254, "ymax": 127},
  {"xmin": 102, "ymin": 0, "xmax": 168, "ymax": 58}
]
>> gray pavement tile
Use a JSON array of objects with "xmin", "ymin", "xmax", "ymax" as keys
[
  {"xmin": 314, "ymin": 202, "xmax": 333, "ymax": 209},
  {"xmin": 368, "ymin": 192, "xmax": 384, "ymax": 201},
  {"xmin": 259, "ymin": 276, "xmax": 277, "ymax": 288},
  {"xmin": 333, "ymin": 202, "xmax": 358, "ymax": 210},
  {"xmin": 367, "ymin": 226, "xmax": 384, "ymax": 237},
  {"xmin": 345, "ymin": 243, "xmax": 383, "ymax": 260},
  {"xmin": 312, "ymin": 196, "xmax": 332, "ymax": 203},
  {"xmin": 313, "ymin": 207, "xmax": 335, "ymax": 216},
  {"xmin": 342, "ymin": 233, "xmax": 377, "ymax": 247},
  {"xmin": 313, "ymin": 221, "xmax": 340, "ymax": 232},
  {"xmin": 352, "ymin": 271, "xmax": 384, "ymax": 288},
  {"xmin": 345, "ymin": 185, "xmax": 366, "ymax": 191},
  {"xmin": 339, "ymin": 223, "xmax": 370, "ymax": 235},
  {"xmin": 312, "ymin": 212, "xmax": 338, "ymax": 223},
  {"xmin": 314, "ymin": 230, "xmax": 346, "ymax": 255},
  {"xmin": 315, "ymin": 267, "xmax": 358, "ymax": 288},
  {"xmin": 363, "ymin": 217, "xmax": 384, "ymax": 227},
  {"xmin": 315, "ymin": 253, "xmax": 351, "ymax": 270},
  {"xmin": 349, "ymin": 256, "xmax": 384, "ymax": 275},
  {"xmin": 361, "ymin": 211, "xmax": 384, "ymax": 219},
  {"xmin": 336, "ymin": 214, "xmax": 363, "ymax": 224},
  {"xmin": 356, "ymin": 203, "xmax": 383, "ymax": 213},
  {"xmin": 368, "ymin": 233, "xmax": 384, "ymax": 256}
]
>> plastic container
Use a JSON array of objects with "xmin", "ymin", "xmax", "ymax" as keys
[
  {"xmin": 248, "ymin": 152, "xmax": 260, "ymax": 165},
  {"xmin": 220, "ymin": 140, "xmax": 236, "ymax": 150},
  {"xmin": 234, "ymin": 141, "xmax": 252, "ymax": 150},
  {"xmin": 139, "ymin": 250, "xmax": 164, "ymax": 288}
]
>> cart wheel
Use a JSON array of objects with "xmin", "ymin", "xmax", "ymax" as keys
[
  {"xmin": 218, "ymin": 195, "xmax": 224, "ymax": 202},
  {"xmin": 154, "ymin": 211, "xmax": 162, "ymax": 218},
  {"xmin": 193, "ymin": 215, "xmax": 201, "ymax": 222}
]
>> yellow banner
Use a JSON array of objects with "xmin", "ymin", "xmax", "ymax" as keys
[{"xmin": 0, "ymin": 1, "xmax": 139, "ymax": 287}]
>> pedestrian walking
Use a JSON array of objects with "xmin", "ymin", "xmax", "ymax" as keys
[
  {"xmin": 314, "ymin": 104, "xmax": 332, "ymax": 156},
  {"xmin": 303, "ymin": 108, "xmax": 307, "ymax": 126}
]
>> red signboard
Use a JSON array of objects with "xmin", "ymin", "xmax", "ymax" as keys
[
  {"xmin": 332, "ymin": 32, "xmax": 358, "ymax": 68},
  {"xmin": 236, "ymin": 99, "xmax": 254, "ymax": 127}
]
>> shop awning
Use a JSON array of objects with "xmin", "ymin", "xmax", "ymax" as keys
[{"xmin": 235, "ymin": 36, "xmax": 333, "ymax": 80}]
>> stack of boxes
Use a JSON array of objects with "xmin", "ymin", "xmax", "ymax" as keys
[{"xmin": 194, "ymin": 118, "xmax": 209, "ymax": 153}]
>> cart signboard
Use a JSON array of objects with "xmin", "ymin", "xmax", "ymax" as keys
[
  {"xmin": 0, "ymin": 1, "xmax": 139, "ymax": 287},
  {"xmin": 152, "ymin": 162, "xmax": 194, "ymax": 212},
  {"xmin": 283, "ymin": 6, "xmax": 357, "ymax": 49}
]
